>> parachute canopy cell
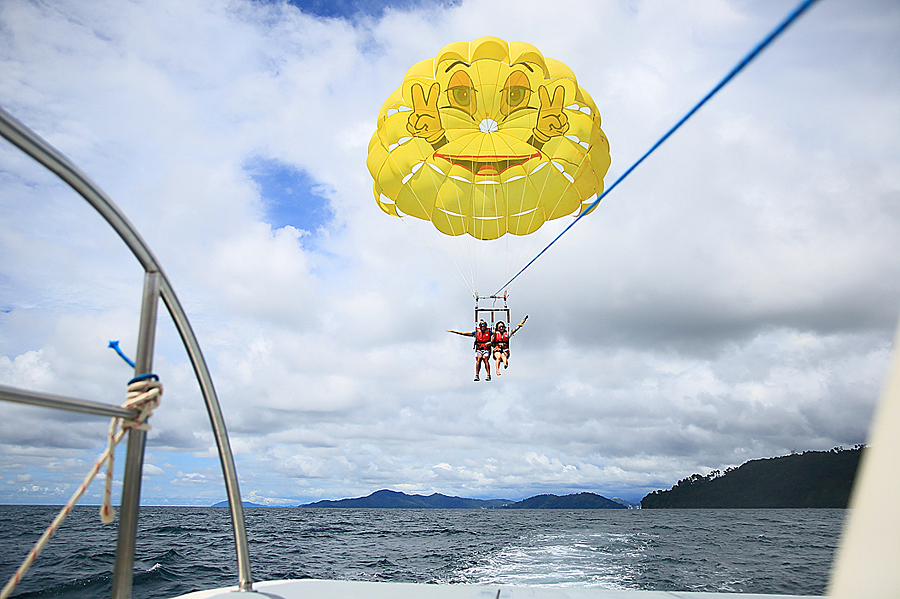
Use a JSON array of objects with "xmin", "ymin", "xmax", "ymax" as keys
[{"xmin": 367, "ymin": 36, "xmax": 611, "ymax": 240}]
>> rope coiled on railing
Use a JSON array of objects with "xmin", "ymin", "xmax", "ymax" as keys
[{"xmin": 0, "ymin": 376, "xmax": 162, "ymax": 599}]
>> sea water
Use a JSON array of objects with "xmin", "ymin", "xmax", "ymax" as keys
[{"xmin": 0, "ymin": 505, "xmax": 844, "ymax": 598}]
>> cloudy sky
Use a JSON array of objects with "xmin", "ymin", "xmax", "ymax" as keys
[{"xmin": 0, "ymin": 0, "xmax": 898, "ymax": 507}]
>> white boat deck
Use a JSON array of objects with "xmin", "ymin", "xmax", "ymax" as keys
[{"xmin": 174, "ymin": 579, "xmax": 818, "ymax": 599}]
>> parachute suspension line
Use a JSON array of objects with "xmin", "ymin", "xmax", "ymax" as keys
[
  {"xmin": 502, "ymin": 234, "xmax": 508, "ymax": 295},
  {"xmin": 386, "ymin": 154, "xmax": 475, "ymax": 295},
  {"xmin": 496, "ymin": 114, "xmax": 557, "ymax": 297},
  {"xmin": 502, "ymin": 175, "xmax": 542, "ymax": 297},
  {"xmin": 513, "ymin": 237, "xmax": 538, "ymax": 296},
  {"xmin": 398, "ymin": 215, "xmax": 475, "ymax": 296},
  {"xmin": 501, "ymin": 231, "xmax": 531, "ymax": 298},
  {"xmin": 468, "ymin": 128, "xmax": 493, "ymax": 295},
  {"xmin": 493, "ymin": 0, "xmax": 822, "ymax": 297}
]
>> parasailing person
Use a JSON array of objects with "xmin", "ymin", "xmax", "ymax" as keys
[
  {"xmin": 447, "ymin": 320, "xmax": 493, "ymax": 381},
  {"xmin": 492, "ymin": 315, "xmax": 528, "ymax": 376}
]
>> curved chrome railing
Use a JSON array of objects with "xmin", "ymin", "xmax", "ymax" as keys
[{"xmin": 0, "ymin": 106, "xmax": 253, "ymax": 596}]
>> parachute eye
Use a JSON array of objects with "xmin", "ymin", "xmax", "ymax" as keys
[
  {"xmin": 447, "ymin": 70, "xmax": 478, "ymax": 116},
  {"xmin": 507, "ymin": 87, "xmax": 527, "ymax": 106},
  {"xmin": 452, "ymin": 87, "xmax": 472, "ymax": 106},
  {"xmin": 501, "ymin": 71, "xmax": 532, "ymax": 116}
]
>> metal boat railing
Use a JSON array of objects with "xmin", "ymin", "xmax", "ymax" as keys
[{"xmin": 0, "ymin": 106, "xmax": 253, "ymax": 597}]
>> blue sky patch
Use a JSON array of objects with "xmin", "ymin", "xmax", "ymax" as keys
[
  {"xmin": 244, "ymin": 158, "xmax": 334, "ymax": 234},
  {"xmin": 282, "ymin": 0, "xmax": 456, "ymax": 19}
]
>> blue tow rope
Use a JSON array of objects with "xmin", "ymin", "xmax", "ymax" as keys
[{"xmin": 494, "ymin": 0, "xmax": 822, "ymax": 297}]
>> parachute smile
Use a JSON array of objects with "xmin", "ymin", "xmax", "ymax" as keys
[
  {"xmin": 435, "ymin": 207, "xmax": 537, "ymax": 220},
  {"xmin": 434, "ymin": 152, "xmax": 541, "ymax": 177},
  {"xmin": 435, "ymin": 207, "xmax": 502, "ymax": 221}
]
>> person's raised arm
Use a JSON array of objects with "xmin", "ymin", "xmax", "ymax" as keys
[{"xmin": 510, "ymin": 315, "xmax": 529, "ymax": 336}]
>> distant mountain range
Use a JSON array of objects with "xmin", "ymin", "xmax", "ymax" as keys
[
  {"xmin": 300, "ymin": 489, "xmax": 629, "ymax": 509},
  {"xmin": 641, "ymin": 446, "xmax": 864, "ymax": 509},
  {"xmin": 211, "ymin": 447, "xmax": 863, "ymax": 510},
  {"xmin": 300, "ymin": 489, "xmax": 508, "ymax": 509},
  {"xmin": 212, "ymin": 490, "xmax": 633, "ymax": 509}
]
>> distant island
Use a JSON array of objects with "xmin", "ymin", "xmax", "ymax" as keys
[
  {"xmin": 641, "ymin": 446, "xmax": 864, "ymax": 509},
  {"xmin": 299, "ymin": 489, "xmax": 628, "ymax": 509},
  {"xmin": 501, "ymin": 492, "xmax": 627, "ymax": 509},
  {"xmin": 212, "ymin": 490, "xmax": 632, "ymax": 509},
  {"xmin": 300, "ymin": 489, "xmax": 508, "ymax": 509}
]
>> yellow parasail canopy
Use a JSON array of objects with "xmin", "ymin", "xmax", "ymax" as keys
[{"xmin": 367, "ymin": 36, "xmax": 611, "ymax": 241}]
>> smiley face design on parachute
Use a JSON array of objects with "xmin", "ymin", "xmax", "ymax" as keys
[{"xmin": 367, "ymin": 37, "xmax": 611, "ymax": 240}]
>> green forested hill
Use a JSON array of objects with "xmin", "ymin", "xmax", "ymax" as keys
[
  {"xmin": 641, "ymin": 446, "xmax": 864, "ymax": 509},
  {"xmin": 502, "ymin": 492, "xmax": 626, "ymax": 509}
]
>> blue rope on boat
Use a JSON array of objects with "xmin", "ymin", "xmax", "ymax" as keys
[
  {"xmin": 494, "ymin": 0, "xmax": 822, "ymax": 297},
  {"xmin": 108, "ymin": 340, "xmax": 136, "ymax": 368}
]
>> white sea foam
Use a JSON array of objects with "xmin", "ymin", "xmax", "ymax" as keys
[{"xmin": 457, "ymin": 530, "xmax": 648, "ymax": 590}]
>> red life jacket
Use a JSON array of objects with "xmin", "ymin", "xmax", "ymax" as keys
[
  {"xmin": 493, "ymin": 331, "xmax": 509, "ymax": 350},
  {"xmin": 474, "ymin": 328, "xmax": 492, "ymax": 350}
]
